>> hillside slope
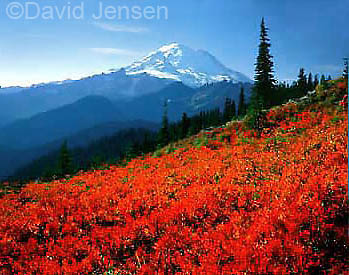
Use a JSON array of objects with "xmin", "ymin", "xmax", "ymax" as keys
[
  {"xmin": 0, "ymin": 96, "xmax": 123, "ymax": 150},
  {"xmin": 0, "ymin": 120, "xmax": 158, "ymax": 179},
  {"xmin": 0, "ymin": 79, "xmax": 347, "ymax": 274}
]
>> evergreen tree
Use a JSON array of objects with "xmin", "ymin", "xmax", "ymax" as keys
[
  {"xmin": 327, "ymin": 75, "xmax": 332, "ymax": 81},
  {"xmin": 188, "ymin": 114, "xmax": 201, "ymax": 135},
  {"xmin": 125, "ymin": 141, "xmax": 141, "ymax": 160},
  {"xmin": 223, "ymin": 98, "xmax": 232, "ymax": 123},
  {"xmin": 57, "ymin": 141, "xmax": 73, "ymax": 176},
  {"xmin": 158, "ymin": 100, "xmax": 170, "ymax": 147},
  {"xmin": 90, "ymin": 154, "xmax": 105, "ymax": 169},
  {"xmin": 252, "ymin": 17, "xmax": 276, "ymax": 109},
  {"xmin": 141, "ymin": 131, "xmax": 155, "ymax": 153},
  {"xmin": 314, "ymin": 74, "xmax": 319, "ymax": 88},
  {"xmin": 320, "ymin": 74, "xmax": 326, "ymax": 85},
  {"xmin": 43, "ymin": 166, "xmax": 56, "ymax": 180},
  {"xmin": 307, "ymin": 72, "xmax": 314, "ymax": 91},
  {"xmin": 238, "ymin": 86, "xmax": 247, "ymax": 117},
  {"xmin": 197, "ymin": 112, "xmax": 204, "ymax": 130},
  {"xmin": 297, "ymin": 68, "xmax": 308, "ymax": 95},
  {"xmin": 215, "ymin": 108, "xmax": 222, "ymax": 125},
  {"xmin": 231, "ymin": 100, "xmax": 236, "ymax": 119},
  {"xmin": 180, "ymin": 112, "xmax": 190, "ymax": 139},
  {"xmin": 169, "ymin": 123, "xmax": 178, "ymax": 142}
]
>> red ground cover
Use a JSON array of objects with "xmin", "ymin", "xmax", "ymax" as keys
[{"xmin": 0, "ymin": 94, "xmax": 348, "ymax": 274}]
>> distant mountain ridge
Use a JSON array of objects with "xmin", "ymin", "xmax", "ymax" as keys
[
  {"xmin": 0, "ymin": 96, "xmax": 122, "ymax": 149},
  {"xmin": 0, "ymin": 43, "xmax": 251, "ymax": 126},
  {"xmin": 0, "ymin": 71, "xmax": 172, "ymax": 127}
]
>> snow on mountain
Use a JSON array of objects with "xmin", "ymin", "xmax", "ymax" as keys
[{"xmin": 125, "ymin": 43, "xmax": 252, "ymax": 87}]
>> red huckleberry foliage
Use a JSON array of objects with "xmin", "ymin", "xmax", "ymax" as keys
[{"xmin": 0, "ymin": 87, "xmax": 348, "ymax": 274}]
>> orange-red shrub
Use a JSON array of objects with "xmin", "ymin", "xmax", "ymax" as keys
[{"xmin": 0, "ymin": 101, "xmax": 348, "ymax": 274}]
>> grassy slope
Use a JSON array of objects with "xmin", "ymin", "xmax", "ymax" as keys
[{"xmin": 0, "ymin": 79, "xmax": 348, "ymax": 274}]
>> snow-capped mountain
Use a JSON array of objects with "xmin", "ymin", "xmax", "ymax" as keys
[
  {"xmin": 0, "ymin": 43, "xmax": 252, "ymax": 126},
  {"xmin": 125, "ymin": 43, "xmax": 252, "ymax": 87}
]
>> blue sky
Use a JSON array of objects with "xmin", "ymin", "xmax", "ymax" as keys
[{"xmin": 0, "ymin": 0, "xmax": 348, "ymax": 87}]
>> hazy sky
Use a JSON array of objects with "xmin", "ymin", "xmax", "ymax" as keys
[{"xmin": 0, "ymin": 0, "xmax": 348, "ymax": 86}]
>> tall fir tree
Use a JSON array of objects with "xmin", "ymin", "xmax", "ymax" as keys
[
  {"xmin": 141, "ymin": 131, "xmax": 155, "ymax": 153},
  {"xmin": 180, "ymin": 112, "xmax": 190, "ymax": 139},
  {"xmin": 57, "ymin": 141, "xmax": 73, "ymax": 176},
  {"xmin": 320, "ymin": 74, "xmax": 326, "ymax": 85},
  {"xmin": 126, "ymin": 141, "xmax": 141, "ymax": 160},
  {"xmin": 297, "ymin": 68, "xmax": 308, "ymax": 95},
  {"xmin": 307, "ymin": 72, "xmax": 314, "ymax": 91},
  {"xmin": 314, "ymin": 74, "xmax": 319, "ymax": 88},
  {"xmin": 252, "ymin": 17, "xmax": 276, "ymax": 109},
  {"xmin": 231, "ymin": 100, "xmax": 236, "ymax": 119},
  {"xmin": 158, "ymin": 100, "xmax": 170, "ymax": 147},
  {"xmin": 238, "ymin": 86, "xmax": 247, "ymax": 117},
  {"xmin": 223, "ymin": 98, "xmax": 232, "ymax": 123}
]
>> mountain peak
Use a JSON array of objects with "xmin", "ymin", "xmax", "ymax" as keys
[
  {"xmin": 125, "ymin": 43, "xmax": 252, "ymax": 87},
  {"xmin": 158, "ymin": 42, "xmax": 182, "ymax": 52}
]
